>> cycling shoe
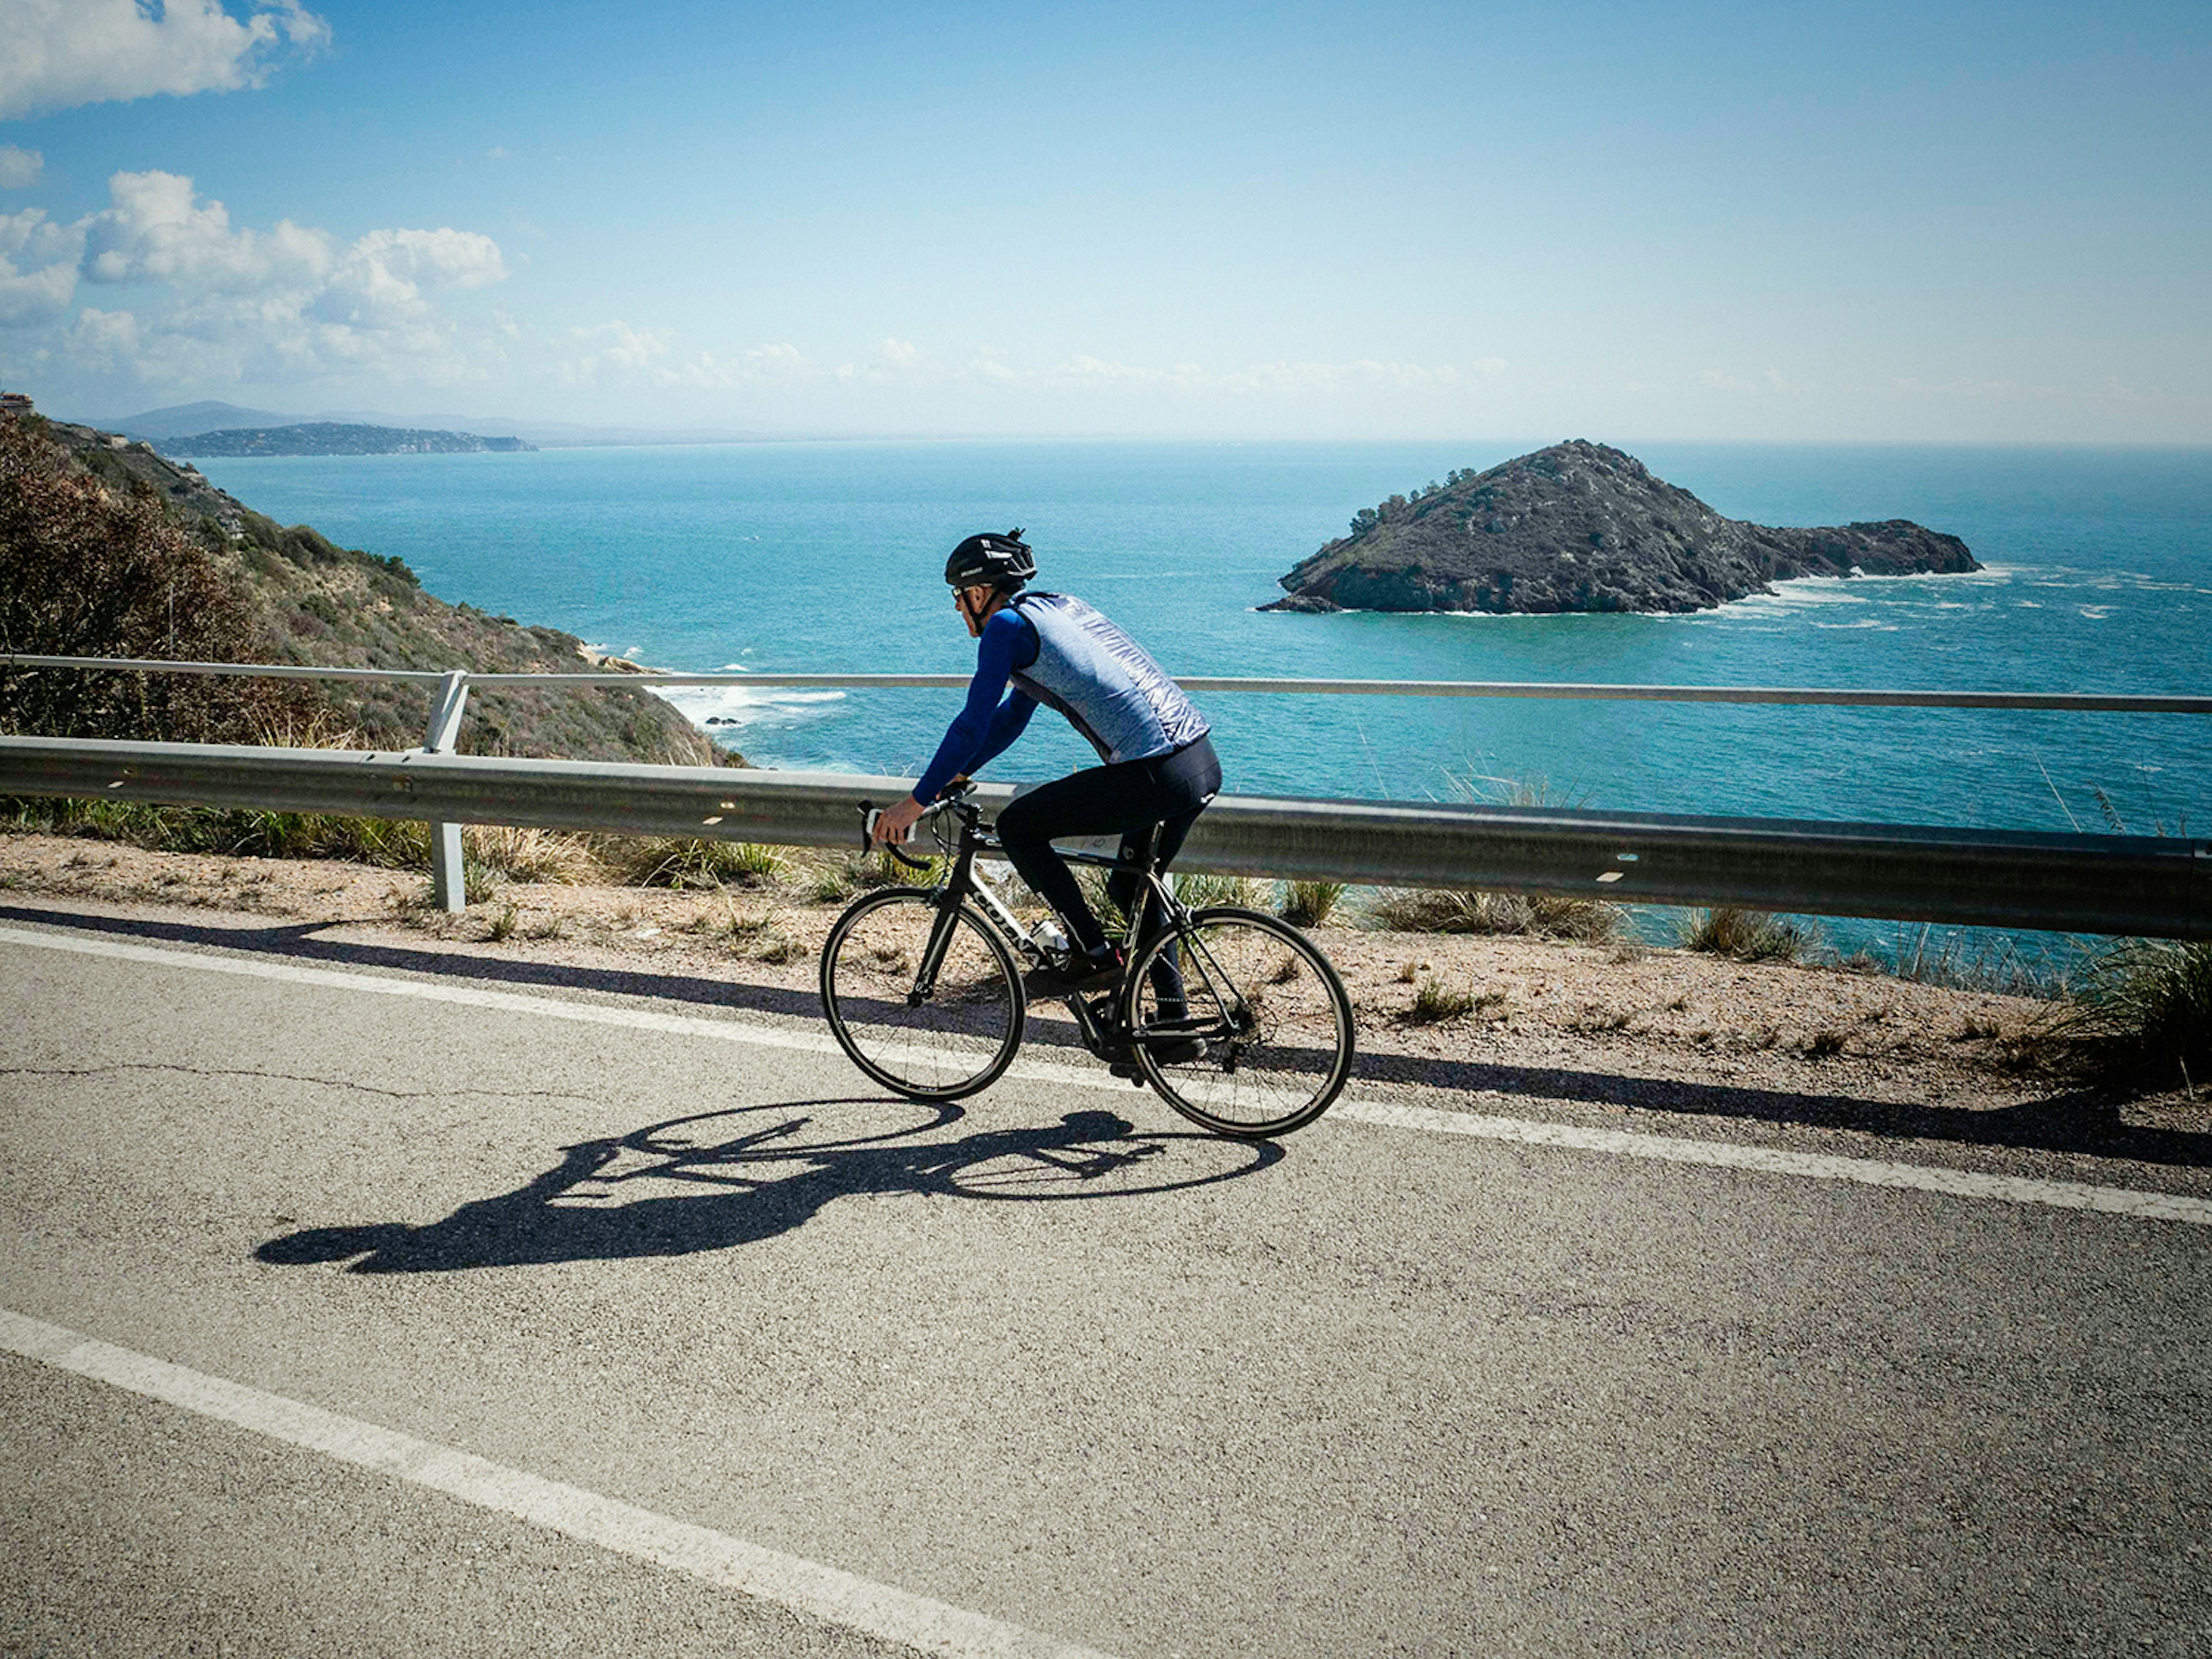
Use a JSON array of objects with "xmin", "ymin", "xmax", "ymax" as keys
[{"xmin": 1110, "ymin": 1036, "xmax": 1209, "ymax": 1077}]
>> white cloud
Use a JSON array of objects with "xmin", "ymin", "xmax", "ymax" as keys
[
  {"xmin": 0, "ymin": 0, "xmax": 329, "ymax": 120},
  {"xmin": 83, "ymin": 169, "xmax": 332, "ymax": 289},
  {"xmin": 319, "ymin": 226, "xmax": 505, "ymax": 328},
  {"xmin": 557, "ymin": 323, "xmax": 807, "ymax": 389},
  {"xmin": 1695, "ymin": 367, "xmax": 1811, "ymax": 395},
  {"xmin": 0, "ymin": 206, "xmax": 84, "ymax": 324},
  {"xmin": 11, "ymin": 169, "xmax": 510, "ymax": 391},
  {"xmin": 876, "ymin": 336, "xmax": 923, "ymax": 372},
  {"xmin": 68, "ymin": 306, "xmax": 141, "ymax": 367},
  {"xmin": 1020, "ymin": 354, "xmax": 1501, "ymax": 397},
  {"xmin": 835, "ymin": 336, "xmax": 937, "ymax": 382},
  {"xmin": 0, "ymin": 146, "xmax": 42, "ymax": 189}
]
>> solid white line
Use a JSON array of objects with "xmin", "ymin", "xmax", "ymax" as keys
[
  {"xmin": 0, "ymin": 1306, "xmax": 1117, "ymax": 1659},
  {"xmin": 7, "ymin": 922, "xmax": 2208, "ymax": 1228},
  {"xmin": 1330, "ymin": 1099, "xmax": 2212, "ymax": 1226}
]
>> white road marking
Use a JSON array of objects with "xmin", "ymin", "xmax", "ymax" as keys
[
  {"xmin": 6, "ymin": 922, "xmax": 2209, "ymax": 1228},
  {"xmin": 0, "ymin": 1306, "xmax": 1118, "ymax": 1659},
  {"xmin": 1331, "ymin": 1099, "xmax": 2212, "ymax": 1225}
]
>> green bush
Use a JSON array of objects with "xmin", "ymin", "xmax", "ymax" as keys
[{"xmin": 3, "ymin": 794, "xmax": 429, "ymax": 866}]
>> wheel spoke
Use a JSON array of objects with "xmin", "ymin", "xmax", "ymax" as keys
[
  {"xmin": 1127, "ymin": 908, "xmax": 1353, "ymax": 1138},
  {"xmin": 822, "ymin": 892, "xmax": 1023, "ymax": 1100}
]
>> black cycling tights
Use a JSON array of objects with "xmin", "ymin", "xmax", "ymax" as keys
[{"xmin": 994, "ymin": 736, "xmax": 1222, "ymax": 969}]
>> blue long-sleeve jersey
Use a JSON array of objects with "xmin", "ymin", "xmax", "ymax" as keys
[{"xmin": 912, "ymin": 608, "xmax": 1040, "ymax": 803}]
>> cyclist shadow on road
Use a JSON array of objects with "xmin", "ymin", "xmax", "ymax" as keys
[{"xmin": 255, "ymin": 1101, "xmax": 1281, "ymax": 1274}]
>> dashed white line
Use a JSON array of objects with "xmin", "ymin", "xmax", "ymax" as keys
[
  {"xmin": 6, "ymin": 922, "xmax": 2208, "ymax": 1227},
  {"xmin": 0, "ymin": 1306, "xmax": 1118, "ymax": 1659}
]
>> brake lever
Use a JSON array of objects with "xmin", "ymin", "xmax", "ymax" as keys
[{"xmin": 856, "ymin": 799, "xmax": 933, "ymax": 870}]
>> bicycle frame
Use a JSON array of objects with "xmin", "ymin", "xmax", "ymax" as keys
[
  {"xmin": 877, "ymin": 790, "xmax": 1248, "ymax": 1054},
  {"xmin": 835, "ymin": 786, "xmax": 1350, "ymax": 1134}
]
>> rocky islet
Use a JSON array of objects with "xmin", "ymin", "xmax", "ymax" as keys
[{"xmin": 1268, "ymin": 440, "xmax": 1978, "ymax": 615}]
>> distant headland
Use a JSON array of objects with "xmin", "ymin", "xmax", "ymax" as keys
[
  {"xmin": 162, "ymin": 422, "xmax": 535, "ymax": 458},
  {"xmin": 1266, "ymin": 440, "xmax": 1978, "ymax": 615}
]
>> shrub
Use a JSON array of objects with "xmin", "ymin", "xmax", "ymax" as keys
[
  {"xmin": 1175, "ymin": 872, "xmax": 1260, "ymax": 909},
  {"xmin": 1279, "ymin": 879, "xmax": 1346, "ymax": 928},
  {"xmin": 1368, "ymin": 886, "xmax": 1619, "ymax": 943},
  {"xmin": 604, "ymin": 835, "xmax": 786, "ymax": 889},
  {"xmin": 1679, "ymin": 906, "xmax": 1807, "ymax": 962},
  {"xmin": 1408, "ymin": 976, "xmax": 1478, "ymax": 1021},
  {"xmin": 0, "ymin": 419, "xmax": 315, "ymax": 743},
  {"xmin": 2035, "ymin": 939, "xmax": 2212, "ymax": 1092},
  {"xmin": 465, "ymin": 825, "xmax": 601, "ymax": 885}
]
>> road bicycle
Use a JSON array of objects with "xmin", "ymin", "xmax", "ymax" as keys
[{"xmin": 817, "ymin": 782, "xmax": 1354, "ymax": 1139}]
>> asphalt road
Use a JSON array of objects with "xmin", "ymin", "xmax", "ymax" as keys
[{"xmin": 2, "ymin": 912, "xmax": 2208, "ymax": 1657}]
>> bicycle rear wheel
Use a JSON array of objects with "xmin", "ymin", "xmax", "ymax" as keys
[
  {"xmin": 820, "ymin": 888, "xmax": 1025, "ymax": 1100},
  {"xmin": 1124, "ymin": 906, "xmax": 1354, "ymax": 1138}
]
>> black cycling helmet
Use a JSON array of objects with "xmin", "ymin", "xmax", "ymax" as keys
[{"xmin": 944, "ymin": 528, "xmax": 1035, "ymax": 591}]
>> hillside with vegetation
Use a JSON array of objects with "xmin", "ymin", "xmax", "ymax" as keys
[
  {"xmin": 165, "ymin": 422, "xmax": 535, "ymax": 457},
  {"xmin": 0, "ymin": 412, "xmax": 718, "ymax": 764},
  {"xmin": 1270, "ymin": 440, "xmax": 1979, "ymax": 614}
]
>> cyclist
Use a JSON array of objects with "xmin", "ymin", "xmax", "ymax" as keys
[{"xmin": 869, "ymin": 528, "xmax": 1222, "ymax": 998}]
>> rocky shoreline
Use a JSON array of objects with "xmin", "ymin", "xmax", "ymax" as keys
[{"xmin": 1269, "ymin": 440, "xmax": 1979, "ymax": 615}]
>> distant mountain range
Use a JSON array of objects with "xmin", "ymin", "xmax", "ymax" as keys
[
  {"xmin": 87, "ymin": 399, "xmax": 777, "ymax": 449},
  {"xmin": 162, "ymin": 422, "xmax": 536, "ymax": 458}
]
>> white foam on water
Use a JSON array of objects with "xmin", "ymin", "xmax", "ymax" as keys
[{"xmin": 650, "ymin": 681, "xmax": 849, "ymax": 734}]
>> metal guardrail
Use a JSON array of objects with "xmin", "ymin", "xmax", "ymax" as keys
[
  {"xmin": 2, "ymin": 737, "xmax": 2205, "ymax": 940},
  {"xmin": 4, "ymin": 654, "xmax": 2206, "ymax": 930},
  {"xmin": 7, "ymin": 653, "xmax": 2211, "ymax": 713}
]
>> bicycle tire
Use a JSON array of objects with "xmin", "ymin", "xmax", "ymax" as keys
[
  {"xmin": 1123, "ymin": 906, "xmax": 1354, "ymax": 1138},
  {"xmin": 820, "ymin": 887, "xmax": 1026, "ymax": 1101}
]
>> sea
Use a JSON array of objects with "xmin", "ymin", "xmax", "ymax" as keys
[{"xmin": 194, "ymin": 440, "xmax": 2212, "ymax": 968}]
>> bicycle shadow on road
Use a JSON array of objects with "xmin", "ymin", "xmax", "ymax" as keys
[{"xmin": 253, "ymin": 1101, "xmax": 1281, "ymax": 1274}]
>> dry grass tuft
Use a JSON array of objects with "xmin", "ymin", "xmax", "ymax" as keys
[
  {"xmin": 466, "ymin": 825, "xmax": 600, "ymax": 885},
  {"xmin": 601, "ymin": 835, "xmax": 786, "ymax": 890},
  {"xmin": 1279, "ymin": 880, "xmax": 1347, "ymax": 929},
  {"xmin": 1679, "ymin": 906, "xmax": 1808, "ymax": 963},
  {"xmin": 1176, "ymin": 872, "xmax": 1262, "ymax": 910},
  {"xmin": 1405, "ymin": 975, "xmax": 1505, "ymax": 1024},
  {"xmin": 2021, "ymin": 939, "xmax": 2212, "ymax": 1092},
  {"xmin": 1368, "ymin": 887, "xmax": 1620, "ymax": 944}
]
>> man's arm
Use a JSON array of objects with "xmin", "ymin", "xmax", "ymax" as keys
[{"xmin": 911, "ymin": 609, "xmax": 1033, "ymax": 805}]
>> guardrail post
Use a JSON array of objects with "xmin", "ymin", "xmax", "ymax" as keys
[{"xmin": 422, "ymin": 670, "xmax": 470, "ymax": 912}]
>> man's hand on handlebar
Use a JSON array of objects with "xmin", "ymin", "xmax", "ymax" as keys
[{"xmin": 870, "ymin": 794, "xmax": 926, "ymax": 846}]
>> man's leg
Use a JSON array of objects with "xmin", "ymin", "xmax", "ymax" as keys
[
  {"xmin": 995, "ymin": 766, "xmax": 1158, "ymax": 958},
  {"xmin": 997, "ymin": 738, "xmax": 1222, "ymax": 968},
  {"xmin": 1123, "ymin": 802, "xmax": 1211, "ymax": 1016}
]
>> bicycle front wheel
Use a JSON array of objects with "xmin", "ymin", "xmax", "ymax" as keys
[
  {"xmin": 1124, "ymin": 906, "xmax": 1354, "ymax": 1138},
  {"xmin": 820, "ymin": 888, "xmax": 1025, "ymax": 1100}
]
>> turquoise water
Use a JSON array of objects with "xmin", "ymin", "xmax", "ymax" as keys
[{"xmin": 198, "ymin": 440, "xmax": 2212, "ymax": 854}]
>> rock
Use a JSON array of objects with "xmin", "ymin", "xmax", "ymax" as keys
[{"xmin": 1265, "ymin": 440, "xmax": 1978, "ymax": 615}]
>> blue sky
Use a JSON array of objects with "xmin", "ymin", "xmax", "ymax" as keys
[{"xmin": 1, "ymin": 0, "xmax": 2205, "ymax": 439}]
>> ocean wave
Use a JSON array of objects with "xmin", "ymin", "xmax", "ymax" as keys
[{"xmin": 650, "ymin": 681, "xmax": 850, "ymax": 732}]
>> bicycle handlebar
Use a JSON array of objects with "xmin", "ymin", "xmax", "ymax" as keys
[{"xmin": 857, "ymin": 799, "xmax": 940, "ymax": 870}]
